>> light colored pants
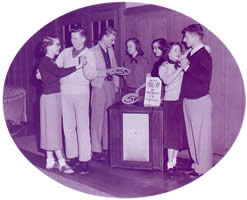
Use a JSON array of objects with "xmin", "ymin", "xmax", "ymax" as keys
[
  {"xmin": 91, "ymin": 81, "xmax": 115, "ymax": 153},
  {"xmin": 183, "ymin": 95, "xmax": 213, "ymax": 174},
  {"xmin": 61, "ymin": 92, "xmax": 91, "ymax": 161}
]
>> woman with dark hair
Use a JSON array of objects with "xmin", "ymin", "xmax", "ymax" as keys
[
  {"xmin": 123, "ymin": 38, "xmax": 151, "ymax": 97},
  {"xmin": 39, "ymin": 35, "xmax": 83, "ymax": 174},
  {"xmin": 159, "ymin": 42, "xmax": 188, "ymax": 179},
  {"xmin": 151, "ymin": 38, "xmax": 167, "ymax": 77}
]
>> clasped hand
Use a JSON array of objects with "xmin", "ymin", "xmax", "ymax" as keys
[{"xmin": 178, "ymin": 56, "xmax": 190, "ymax": 70}]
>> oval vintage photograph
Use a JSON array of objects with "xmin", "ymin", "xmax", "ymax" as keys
[{"xmin": 2, "ymin": 1, "xmax": 245, "ymax": 198}]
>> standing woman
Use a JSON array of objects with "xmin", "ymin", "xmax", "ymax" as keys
[
  {"xmin": 123, "ymin": 38, "xmax": 151, "ymax": 97},
  {"xmin": 151, "ymin": 38, "xmax": 167, "ymax": 77},
  {"xmin": 151, "ymin": 38, "xmax": 168, "ymax": 98},
  {"xmin": 39, "ymin": 36, "xmax": 82, "ymax": 174},
  {"xmin": 159, "ymin": 42, "xmax": 188, "ymax": 179}
]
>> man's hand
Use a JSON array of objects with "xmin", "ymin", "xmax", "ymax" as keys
[{"xmin": 36, "ymin": 69, "xmax": 41, "ymax": 80}]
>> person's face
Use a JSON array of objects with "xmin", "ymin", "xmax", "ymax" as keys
[
  {"xmin": 183, "ymin": 32, "xmax": 195, "ymax": 48},
  {"xmin": 47, "ymin": 38, "xmax": 61, "ymax": 56},
  {"xmin": 103, "ymin": 33, "xmax": 116, "ymax": 48},
  {"xmin": 152, "ymin": 42, "xmax": 162, "ymax": 57},
  {"xmin": 71, "ymin": 32, "xmax": 85, "ymax": 50},
  {"xmin": 168, "ymin": 45, "xmax": 181, "ymax": 62},
  {"xmin": 127, "ymin": 40, "xmax": 137, "ymax": 56}
]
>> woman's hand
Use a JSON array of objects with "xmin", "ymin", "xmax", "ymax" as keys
[
  {"xmin": 36, "ymin": 69, "xmax": 41, "ymax": 80},
  {"xmin": 146, "ymin": 73, "xmax": 151, "ymax": 77},
  {"xmin": 106, "ymin": 68, "xmax": 114, "ymax": 75},
  {"xmin": 79, "ymin": 55, "xmax": 87, "ymax": 67},
  {"xmin": 179, "ymin": 57, "xmax": 190, "ymax": 70},
  {"xmin": 75, "ymin": 63, "xmax": 83, "ymax": 70}
]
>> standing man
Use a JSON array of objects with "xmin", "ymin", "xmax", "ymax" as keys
[
  {"xmin": 179, "ymin": 24, "xmax": 213, "ymax": 179},
  {"xmin": 56, "ymin": 25, "xmax": 97, "ymax": 174},
  {"xmin": 90, "ymin": 27, "xmax": 119, "ymax": 160}
]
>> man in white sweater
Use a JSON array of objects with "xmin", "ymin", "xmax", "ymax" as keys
[{"xmin": 56, "ymin": 25, "xmax": 97, "ymax": 174}]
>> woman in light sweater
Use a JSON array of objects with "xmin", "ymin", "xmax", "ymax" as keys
[
  {"xmin": 159, "ymin": 42, "xmax": 188, "ymax": 179},
  {"xmin": 39, "ymin": 36, "xmax": 83, "ymax": 174}
]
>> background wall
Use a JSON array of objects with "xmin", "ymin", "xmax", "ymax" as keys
[{"xmin": 4, "ymin": 3, "xmax": 245, "ymax": 155}]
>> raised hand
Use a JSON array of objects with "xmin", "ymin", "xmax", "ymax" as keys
[
  {"xmin": 36, "ymin": 68, "xmax": 42, "ymax": 80},
  {"xmin": 79, "ymin": 55, "xmax": 87, "ymax": 67},
  {"xmin": 179, "ymin": 57, "xmax": 190, "ymax": 70}
]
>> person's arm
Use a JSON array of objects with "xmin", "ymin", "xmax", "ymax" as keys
[
  {"xmin": 135, "ymin": 83, "xmax": 146, "ymax": 95},
  {"xmin": 81, "ymin": 51, "xmax": 97, "ymax": 80},
  {"xmin": 143, "ymin": 57, "xmax": 152, "ymax": 76},
  {"xmin": 159, "ymin": 62, "xmax": 183, "ymax": 85},
  {"xmin": 46, "ymin": 59, "xmax": 80, "ymax": 78}
]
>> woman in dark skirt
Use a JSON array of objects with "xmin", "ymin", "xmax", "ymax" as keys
[{"xmin": 159, "ymin": 42, "xmax": 188, "ymax": 178}]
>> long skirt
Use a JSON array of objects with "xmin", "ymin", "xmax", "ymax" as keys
[
  {"xmin": 40, "ymin": 93, "xmax": 63, "ymax": 151},
  {"xmin": 163, "ymin": 99, "xmax": 188, "ymax": 150}
]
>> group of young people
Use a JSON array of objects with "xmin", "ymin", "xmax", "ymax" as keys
[{"xmin": 37, "ymin": 23, "xmax": 213, "ymax": 180}]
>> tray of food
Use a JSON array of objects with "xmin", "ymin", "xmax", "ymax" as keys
[
  {"xmin": 112, "ymin": 67, "xmax": 130, "ymax": 76},
  {"xmin": 121, "ymin": 93, "xmax": 139, "ymax": 105}
]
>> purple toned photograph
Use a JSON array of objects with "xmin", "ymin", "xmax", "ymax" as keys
[{"xmin": 2, "ymin": 2, "xmax": 245, "ymax": 198}]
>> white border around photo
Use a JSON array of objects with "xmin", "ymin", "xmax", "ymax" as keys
[{"xmin": 0, "ymin": 1, "xmax": 246, "ymax": 200}]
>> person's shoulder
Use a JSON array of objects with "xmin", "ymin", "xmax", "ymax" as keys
[
  {"xmin": 138, "ymin": 55, "xmax": 149, "ymax": 63},
  {"xmin": 161, "ymin": 61, "xmax": 171, "ymax": 68},
  {"xmin": 159, "ymin": 61, "xmax": 169, "ymax": 69},
  {"xmin": 197, "ymin": 47, "xmax": 210, "ymax": 56},
  {"xmin": 39, "ymin": 56, "xmax": 51, "ymax": 71},
  {"xmin": 198, "ymin": 47, "xmax": 212, "ymax": 61},
  {"xmin": 85, "ymin": 48, "xmax": 96, "ymax": 57},
  {"xmin": 90, "ymin": 44, "xmax": 100, "ymax": 51},
  {"xmin": 39, "ymin": 56, "xmax": 49, "ymax": 65},
  {"xmin": 61, "ymin": 47, "xmax": 73, "ymax": 54}
]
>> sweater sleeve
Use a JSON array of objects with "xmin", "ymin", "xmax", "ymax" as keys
[
  {"xmin": 159, "ymin": 62, "xmax": 183, "ymax": 85},
  {"xmin": 143, "ymin": 57, "xmax": 152, "ymax": 75},
  {"xmin": 82, "ymin": 50, "xmax": 97, "ymax": 80},
  {"xmin": 46, "ymin": 59, "xmax": 76, "ymax": 78},
  {"xmin": 186, "ymin": 51, "xmax": 212, "ymax": 83}
]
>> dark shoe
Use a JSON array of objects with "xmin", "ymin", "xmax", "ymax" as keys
[
  {"xmin": 167, "ymin": 168, "xmax": 176, "ymax": 179},
  {"xmin": 182, "ymin": 168, "xmax": 194, "ymax": 175},
  {"xmin": 92, "ymin": 152, "xmax": 106, "ymax": 161},
  {"xmin": 74, "ymin": 161, "xmax": 89, "ymax": 174},
  {"xmin": 187, "ymin": 171, "xmax": 201, "ymax": 180},
  {"xmin": 67, "ymin": 157, "xmax": 79, "ymax": 168}
]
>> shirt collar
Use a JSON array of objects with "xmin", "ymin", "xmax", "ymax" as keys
[
  {"xmin": 72, "ymin": 46, "xmax": 86, "ymax": 58},
  {"xmin": 190, "ymin": 43, "xmax": 204, "ymax": 56},
  {"xmin": 99, "ymin": 41, "xmax": 108, "ymax": 52}
]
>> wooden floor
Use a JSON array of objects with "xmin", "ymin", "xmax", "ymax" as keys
[{"xmin": 13, "ymin": 134, "xmax": 195, "ymax": 198}]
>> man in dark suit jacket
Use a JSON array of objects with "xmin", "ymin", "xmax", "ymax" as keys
[{"xmin": 179, "ymin": 24, "xmax": 213, "ymax": 179}]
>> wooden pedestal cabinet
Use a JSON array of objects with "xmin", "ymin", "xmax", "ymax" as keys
[{"xmin": 108, "ymin": 103, "xmax": 164, "ymax": 171}]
